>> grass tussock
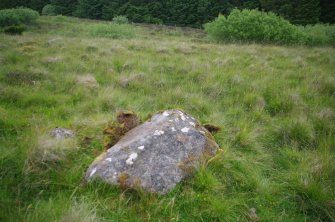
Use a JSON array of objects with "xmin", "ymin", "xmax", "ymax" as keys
[{"xmin": 0, "ymin": 16, "xmax": 334, "ymax": 221}]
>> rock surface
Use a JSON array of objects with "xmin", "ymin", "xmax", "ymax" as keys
[
  {"xmin": 51, "ymin": 127, "xmax": 75, "ymax": 139},
  {"xmin": 85, "ymin": 109, "xmax": 219, "ymax": 193}
]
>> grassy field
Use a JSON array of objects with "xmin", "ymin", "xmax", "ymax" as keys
[{"xmin": 0, "ymin": 16, "xmax": 334, "ymax": 221}]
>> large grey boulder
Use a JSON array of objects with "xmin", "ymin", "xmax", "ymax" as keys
[{"xmin": 85, "ymin": 109, "xmax": 219, "ymax": 193}]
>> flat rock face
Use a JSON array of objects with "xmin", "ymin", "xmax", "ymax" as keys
[{"xmin": 85, "ymin": 110, "xmax": 219, "ymax": 193}]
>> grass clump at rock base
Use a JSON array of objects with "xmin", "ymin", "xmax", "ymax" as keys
[{"xmin": 0, "ymin": 16, "xmax": 334, "ymax": 221}]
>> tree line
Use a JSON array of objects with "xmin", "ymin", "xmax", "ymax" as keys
[{"xmin": 0, "ymin": 0, "xmax": 334, "ymax": 27}]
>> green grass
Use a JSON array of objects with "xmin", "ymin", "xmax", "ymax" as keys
[{"xmin": 0, "ymin": 16, "xmax": 335, "ymax": 221}]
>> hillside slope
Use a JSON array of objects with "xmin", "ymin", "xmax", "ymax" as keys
[{"xmin": 0, "ymin": 16, "xmax": 334, "ymax": 221}]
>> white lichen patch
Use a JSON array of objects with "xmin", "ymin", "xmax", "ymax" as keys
[
  {"xmin": 177, "ymin": 111, "xmax": 189, "ymax": 120},
  {"xmin": 181, "ymin": 127, "xmax": 190, "ymax": 133},
  {"xmin": 189, "ymin": 122, "xmax": 195, "ymax": 127},
  {"xmin": 171, "ymin": 127, "xmax": 176, "ymax": 132},
  {"xmin": 200, "ymin": 130, "xmax": 206, "ymax": 135},
  {"xmin": 168, "ymin": 119, "xmax": 173, "ymax": 122},
  {"xmin": 138, "ymin": 145, "xmax": 145, "ymax": 150},
  {"xmin": 105, "ymin": 158, "xmax": 112, "ymax": 162},
  {"xmin": 113, "ymin": 172, "xmax": 118, "ymax": 180},
  {"xmin": 89, "ymin": 168, "xmax": 97, "ymax": 177},
  {"xmin": 126, "ymin": 152, "xmax": 138, "ymax": 165},
  {"xmin": 112, "ymin": 172, "xmax": 117, "ymax": 180},
  {"xmin": 163, "ymin": 111, "xmax": 170, "ymax": 116},
  {"xmin": 154, "ymin": 130, "xmax": 165, "ymax": 136}
]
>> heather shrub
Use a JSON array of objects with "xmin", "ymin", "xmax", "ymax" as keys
[
  {"xmin": 299, "ymin": 24, "xmax": 335, "ymax": 46},
  {"xmin": 204, "ymin": 9, "xmax": 308, "ymax": 45}
]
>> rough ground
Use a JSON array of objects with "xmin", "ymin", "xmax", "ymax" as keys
[{"xmin": 0, "ymin": 16, "xmax": 334, "ymax": 221}]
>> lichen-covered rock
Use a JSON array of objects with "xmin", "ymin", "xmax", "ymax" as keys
[{"xmin": 85, "ymin": 109, "xmax": 219, "ymax": 193}]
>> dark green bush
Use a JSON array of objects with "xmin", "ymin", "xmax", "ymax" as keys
[
  {"xmin": 299, "ymin": 24, "xmax": 335, "ymax": 46},
  {"xmin": 0, "ymin": 8, "xmax": 39, "ymax": 28},
  {"xmin": 4, "ymin": 25, "xmax": 25, "ymax": 35},
  {"xmin": 204, "ymin": 9, "xmax": 308, "ymax": 45},
  {"xmin": 142, "ymin": 15, "xmax": 163, "ymax": 25},
  {"xmin": 41, "ymin": 4, "xmax": 58, "ymax": 16}
]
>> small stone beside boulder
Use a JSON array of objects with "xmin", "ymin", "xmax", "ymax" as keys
[
  {"xmin": 85, "ymin": 109, "xmax": 219, "ymax": 194},
  {"xmin": 51, "ymin": 127, "xmax": 75, "ymax": 139},
  {"xmin": 25, "ymin": 127, "xmax": 77, "ymax": 171}
]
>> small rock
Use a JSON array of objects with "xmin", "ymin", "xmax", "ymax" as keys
[
  {"xmin": 249, "ymin": 208, "xmax": 259, "ymax": 222},
  {"xmin": 51, "ymin": 127, "xmax": 75, "ymax": 139},
  {"xmin": 25, "ymin": 133, "xmax": 77, "ymax": 171}
]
